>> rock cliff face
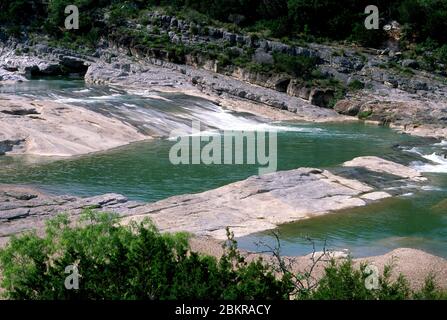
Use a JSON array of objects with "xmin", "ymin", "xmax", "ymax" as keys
[
  {"xmin": 2, "ymin": 9, "xmax": 447, "ymax": 138},
  {"xmin": 83, "ymin": 58, "xmax": 346, "ymax": 122},
  {"xmin": 0, "ymin": 41, "xmax": 90, "ymax": 78},
  {"xmin": 0, "ymin": 157, "xmax": 426, "ymax": 244}
]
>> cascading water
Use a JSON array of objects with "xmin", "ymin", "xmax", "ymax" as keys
[{"xmin": 1, "ymin": 79, "xmax": 447, "ymax": 258}]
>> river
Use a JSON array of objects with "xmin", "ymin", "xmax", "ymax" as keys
[{"xmin": 1, "ymin": 79, "xmax": 446, "ymax": 258}]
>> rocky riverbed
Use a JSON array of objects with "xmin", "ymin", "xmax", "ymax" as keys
[
  {"xmin": 1, "ymin": 156, "xmax": 445, "ymax": 290},
  {"xmin": 1, "ymin": 24, "xmax": 447, "ymax": 289},
  {"xmin": 3, "ymin": 32, "xmax": 447, "ymax": 141},
  {"xmin": 0, "ymin": 156, "xmax": 427, "ymax": 243}
]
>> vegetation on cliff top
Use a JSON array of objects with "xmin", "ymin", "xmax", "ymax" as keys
[
  {"xmin": 2, "ymin": 0, "xmax": 447, "ymax": 47},
  {"xmin": 1, "ymin": 1, "xmax": 446, "ymax": 108},
  {"xmin": 0, "ymin": 211, "xmax": 446, "ymax": 300}
]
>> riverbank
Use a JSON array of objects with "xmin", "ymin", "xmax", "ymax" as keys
[
  {"xmin": 0, "ymin": 156, "xmax": 427, "ymax": 243},
  {"xmin": 189, "ymin": 237, "xmax": 447, "ymax": 291},
  {"xmin": 3, "ymin": 39, "xmax": 447, "ymax": 143},
  {"xmin": 0, "ymin": 179, "xmax": 445, "ymax": 291},
  {"xmin": 1, "ymin": 30, "xmax": 447, "ymax": 294}
]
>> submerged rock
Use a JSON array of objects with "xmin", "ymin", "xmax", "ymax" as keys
[{"xmin": 431, "ymin": 199, "xmax": 447, "ymax": 213}]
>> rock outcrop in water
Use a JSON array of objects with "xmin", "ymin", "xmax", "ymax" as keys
[
  {"xmin": 0, "ymin": 95, "xmax": 149, "ymax": 156},
  {"xmin": 0, "ymin": 157, "xmax": 426, "ymax": 243},
  {"xmin": 2, "ymin": 26, "xmax": 447, "ymax": 139},
  {"xmin": 84, "ymin": 58, "xmax": 346, "ymax": 123}
]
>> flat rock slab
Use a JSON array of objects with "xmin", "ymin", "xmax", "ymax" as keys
[
  {"xmin": 121, "ymin": 160, "xmax": 419, "ymax": 239},
  {"xmin": 0, "ymin": 185, "xmax": 142, "ymax": 245},
  {"xmin": 0, "ymin": 96, "xmax": 150, "ymax": 157},
  {"xmin": 343, "ymin": 156, "xmax": 426, "ymax": 181},
  {"xmin": 123, "ymin": 168, "xmax": 372, "ymax": 239},
  {"xmin": 0, "ymin": 157, "xmax": 425, "ymax": 243}
]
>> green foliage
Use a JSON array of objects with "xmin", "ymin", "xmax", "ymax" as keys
[
  {"xmin": 413, "ymin": 274, "xmax": 447, "ymax": 300},
  {"xmin": 300, "ymin": 258, "xmax": 445, "ymax": 300},
  {"xmin": 398, "ymin": 0, "xmax": 447, "ymax": 44},
  {"xmin": 358, "ymin": 110, "xmax": 373, "ymax": 119},
  {"xmin": 350, "ymin": 22, "xmax": 387, "ymax": 48},
  {"xmin": 0, "ymin": 211, "xmax": 446, "ymax": 300},
  {"xmin": 348, "ymin": 79, "xmax": 365, "ymax": 91},
  {"xmin": 272, "ymin": 52, "xmax": 318, "ymax": 79},
  {"xmin": 0, "ymin": 211, "xmax": 290, "ymax": 300},
  {"xmin": 434, "ymin": 45, "xmax": 447, "ymax": 65},
  {"xmin": 3, "ymin": 0, "xmax": 447, "ymax": 57}
]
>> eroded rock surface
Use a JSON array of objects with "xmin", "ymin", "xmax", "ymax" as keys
[
  {"xmin": 0, "ymin": 185, "xmax": 143, "ymax": 245},
  {"xmin": 0, "ymin": 95, "xmax": 150, "ymax": 156},
  {"xmin": 0, "ymin": 157, "xmax": 424, "ymax": 244}
]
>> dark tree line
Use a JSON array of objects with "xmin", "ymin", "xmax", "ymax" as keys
[{"xmin": 1, "ymin": 0, "xmax": 446, "ymax": 47}]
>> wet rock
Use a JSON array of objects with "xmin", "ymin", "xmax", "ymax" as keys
[
  {"xmin": 431, "ymin": 199, "xmax": 447, "ymax": 213},
  {"xmin": 0, "ymin": 68, "xmax": 27, "ymax": 82},
  {"xmin": 3, "ymin": 191, "xmax": 38, "ymax": 201},
  {"xmin": 60, "ymin": 56, "xmax": 88, "ymax": 72},
  {"xmin": 0, "ymin": 139, "xmax": 24, "ymax": 155}
]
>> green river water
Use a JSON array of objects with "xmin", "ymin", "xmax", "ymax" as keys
[{"xmin": 0, "ymin": 79, "xmax": 446, "ymax": 258}]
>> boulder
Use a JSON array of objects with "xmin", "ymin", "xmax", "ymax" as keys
[
  {"xmin": 252, "ymin": 48, "xmax": 273, "ymax": 65},
  {"xmin": 334, "ymin": 99, "xmax": 362, "ymax": 116},
  {"xmin": 343, "ymin": 156, "xmax": 426, "ymax": 181}
]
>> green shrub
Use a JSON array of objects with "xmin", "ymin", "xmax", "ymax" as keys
[
  {"xmin": 0, "ymin": 210, "xmax": 446, "ymax": 300},
  {"xmin": 273, "ymin": 52, "xmax": 318, "ymax": 79},
  {"xmin": 348, "ymin": 79, "xmax": 365, "ymax": 91},
  {"xmin": 358, "ymin": 110, "xmax": 373, "ymax": 119},
  {"xmin": 0, "ymin": 211, "xmax": 291, "ymax": 300}
]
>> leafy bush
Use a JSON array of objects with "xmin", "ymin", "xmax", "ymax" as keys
[
  {"xmin": 1, "ymin": 211, "xmax": 446, "ymax": 300},
  {"xmin": 350, "ymin": 22, "xmax": 387, "ymax": 48},
  {"xmin": 0, "ymin": 211, "xmax": 291, "ymax": 300},
  {"xmin": 348, "ymin": 79, "xmax": 365, "ymax": 91},
  {"xmin": 358, "ymin": 110, "xmax": 373, "ymax": 119},
  {"xmin": 273, "ymin": 52, "xmax": 318, "ymax": 79}
]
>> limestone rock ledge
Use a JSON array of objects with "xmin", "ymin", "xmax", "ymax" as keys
[
  {"xmin": 0, "ymin": 95, "xmax": 149, "ymax": 156},
  {"xmin": 0, "ymin": 156, "xmax": 426, "ymax": 244}
]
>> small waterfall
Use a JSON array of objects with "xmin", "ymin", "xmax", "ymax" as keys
[
  {"xmin": 3, "ymin": 79, "xmax": 318, "ymax": 138},
  {"xmin": 405, "ymin": 144, "xmax": 447, "ymax": 173}
]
